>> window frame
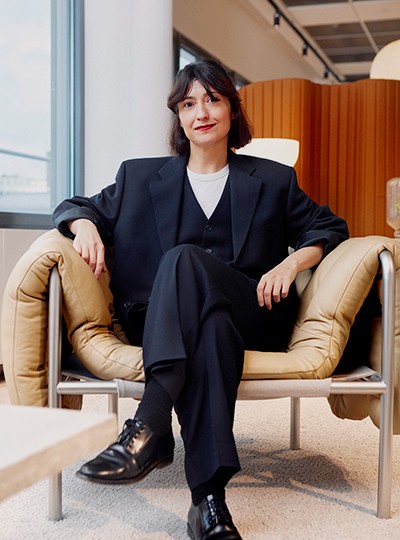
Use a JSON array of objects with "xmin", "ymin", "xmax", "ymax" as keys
[{"xmin": 0, "ymin": 0, "xmax": 84, "ymax": 229}]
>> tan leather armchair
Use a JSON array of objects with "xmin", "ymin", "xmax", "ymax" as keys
[{"xmin": 1, "ymin": 229, "xmax": 399, "ymax": 519}]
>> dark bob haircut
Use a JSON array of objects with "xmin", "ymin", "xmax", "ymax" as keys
[{"xmin": 167, "ymin": 60, "xmax": 253, "ymax": 156}]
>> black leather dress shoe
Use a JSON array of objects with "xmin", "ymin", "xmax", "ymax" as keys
[
  {"xmin": 76, "ymin": 418, "xmax": 174, "ymax": 483},
  {"xmin": 187, "ymin": 494, "xmax": 242, "ymax": 540}
]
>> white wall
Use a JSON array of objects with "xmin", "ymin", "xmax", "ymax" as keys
[{"xmin": 84, "ymin": 0, "xmax": 173, "ymax": 197}]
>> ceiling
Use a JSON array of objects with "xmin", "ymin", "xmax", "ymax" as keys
[{"xmin": 273, "ymin": 0, "xmax": 400, "ymax": 82}]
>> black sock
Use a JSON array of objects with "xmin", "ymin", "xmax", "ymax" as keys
[
  {"xmin": 135, "ymin": 377, "xmax": 173, "ymax": 436},
  {"xmin": 135, "ymin": 360, "xmax": 186, "ymax": 435},
  {"xmin": 191, "ymin": 481, "xmax": 226, "ymax": 506},
  {"xmin": 191, "ymin": 467, "xmax": 236, "ymax": 505}
]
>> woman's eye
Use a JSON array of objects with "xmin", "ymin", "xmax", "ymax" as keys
[
  {"xmin": 208, "ymin": 95, "xmax": 220, "ymax": 103},
  {"xmin": 182, "ymin": 101, "xmax": 193, "ymax": 109}
]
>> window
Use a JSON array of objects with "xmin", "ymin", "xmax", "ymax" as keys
[
  {"xmin": 0, "ymin": 0, "xmax": 83, "ymax": 228},
  {"xmin": 178, "ymin": 46, "xmax": 197, "ymax": 71}
]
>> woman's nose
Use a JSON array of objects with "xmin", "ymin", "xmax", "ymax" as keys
[{"xmin": 196, "ymin": 103, "xmax": 209, "ymax": 120}]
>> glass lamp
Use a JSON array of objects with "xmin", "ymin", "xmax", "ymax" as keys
[
  {"xmin": 236, "ymin": 138, "xmax": 300, "ymax": 167},
  {"xmin": 370, "ymin": 39, "xmax": 400, "ymax": 81},
  {"xmin": 386, "ymin": 178, "xmax": 400, "ymax": 238}
]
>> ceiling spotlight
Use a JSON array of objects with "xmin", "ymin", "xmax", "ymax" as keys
[
  {"xmin": 302, "ymin": 43, "xmax": 309, "ymax": 56},
  {"xmin": 324, "ymin": 66, "xmax": 330, "ymax": 79},
  {"xmin": 274, "ymin": 11, "xmax": 280, "ymax": 28}
]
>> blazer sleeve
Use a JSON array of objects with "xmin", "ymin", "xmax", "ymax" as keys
[
  {"xmin": 53, "ymin": 162, "xmax": 127, "ymax": 246},
  {"xmin": 285, "ymin": 168, "xmax": 349, "ymax": 256}
]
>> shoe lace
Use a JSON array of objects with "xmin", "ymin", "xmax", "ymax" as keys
[
  {"xmin": 117, "ymin": 418, "xmax": 144, "ymax": 448},
  {"xmin": 206, "ymin": 497, "xmax": 231, "ymax": 529}
]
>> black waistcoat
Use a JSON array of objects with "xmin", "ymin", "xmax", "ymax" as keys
[{"xmin": 177, "ymin": 176, "xmax": 234, "ymax": 266}]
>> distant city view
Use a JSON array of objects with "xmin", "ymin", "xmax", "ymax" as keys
[{"xmin": 0, "ymin": 148, "xmax": 51, "ymax": 214}]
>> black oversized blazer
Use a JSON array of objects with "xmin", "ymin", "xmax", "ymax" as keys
[{"xmin": 53, "ymin": 152, "xmax": 349, "ymax": 334}]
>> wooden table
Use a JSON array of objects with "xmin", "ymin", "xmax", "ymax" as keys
[{"xmin": 0, "ymin": 404, "xmax": 117, "ymax": 511}]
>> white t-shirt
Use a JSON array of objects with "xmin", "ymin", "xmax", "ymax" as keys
[{"xmin": 186, "ymin": 164, "xmax": 230, "ymax": 219}]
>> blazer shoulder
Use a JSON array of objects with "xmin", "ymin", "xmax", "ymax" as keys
[
  {"xmin": 121, "ymin": 155, "xmax": 188, "ymax": 179},
  {"xmin": 231, "ymin": 152, "xmax": 294, "ymax": 181},
  {"xmin": 122, "ymin": 155, "xmax": 175, "ymax": 171}
]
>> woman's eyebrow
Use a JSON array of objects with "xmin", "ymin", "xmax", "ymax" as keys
[{"xmin": 182, "ymin": 90, "xmax": 216, "ymax": 101}]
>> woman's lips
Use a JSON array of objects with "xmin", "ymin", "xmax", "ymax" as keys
[{"xmin": 195, "ymin": 124, "xmax": 215, "ymax": 131}]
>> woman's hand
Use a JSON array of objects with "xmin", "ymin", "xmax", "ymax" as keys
[
  {"xmin": 257, "ymin": 259, "xmax": 298, "ymax": 309},
  {"xmin": 68, "ymin": 219, "xmax": 107, "ymax": 279},
  {"xmin": 257, "ymin": 244, "xmax": 324, "ymax": 309}
]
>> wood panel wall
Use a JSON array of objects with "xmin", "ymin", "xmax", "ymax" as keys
[{"xmin": 239, "ymin": 79, "xmax": 400, "ymax": 237}]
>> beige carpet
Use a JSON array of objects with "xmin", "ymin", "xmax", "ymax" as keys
[{"xmin": 1, "ymin": 377, "xmax": 399, "ymax": 540}]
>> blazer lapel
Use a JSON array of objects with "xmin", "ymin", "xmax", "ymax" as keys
[
  {"xmin": 149, "ymin": 156, "xmax": 187, "ymax": 253},
  {"xmin": 229, "ymin": 153, "xmax": 262, "ymax": 261}
]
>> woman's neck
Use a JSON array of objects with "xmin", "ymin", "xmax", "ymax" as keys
[{"xmin": 187, "ymin": 145, "xmax": 229, "ymax": 174}]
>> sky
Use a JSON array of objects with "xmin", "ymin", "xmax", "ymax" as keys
[{"xmin": 0, "ymin": 0, "xmax": 51, "ymax": 158}]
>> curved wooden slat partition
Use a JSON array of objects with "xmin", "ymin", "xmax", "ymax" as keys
[{"xmin": 239, "ymin": 79, "xmax": 400, "ymax": 237}]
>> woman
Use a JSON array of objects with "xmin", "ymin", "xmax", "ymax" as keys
[{"xmin": 54, "ymin": 60, "xmax": 348, "ymax": 540}]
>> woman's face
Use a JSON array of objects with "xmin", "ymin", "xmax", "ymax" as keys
[{"xmin": 177, "ymin": 80, "xmax": 232, "ymax": 151}]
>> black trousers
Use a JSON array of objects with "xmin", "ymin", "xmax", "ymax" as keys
[{"xmin": 136, "ymin": 244, "xmax": 283, "ymax": 490}]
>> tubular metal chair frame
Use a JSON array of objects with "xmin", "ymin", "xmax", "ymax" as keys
[{"xmin": 47, "ymin": 249, "xmax": 396, "ymax": 521}]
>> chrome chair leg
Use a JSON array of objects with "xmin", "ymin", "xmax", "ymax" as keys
[
  {"xmin": 48, "ymin": 474, "xmax": 62, "ymax": 521},
  {"xmin": 290, "ymin": 397, "xmax": 300, "ymax": 450},
  {"xmin": 48, "ymin": 267, "xmax": 63, "ymax": 521},
  {"xmin": 377, "ymin": 250, "xmax": 395, "ymax": 518}
]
